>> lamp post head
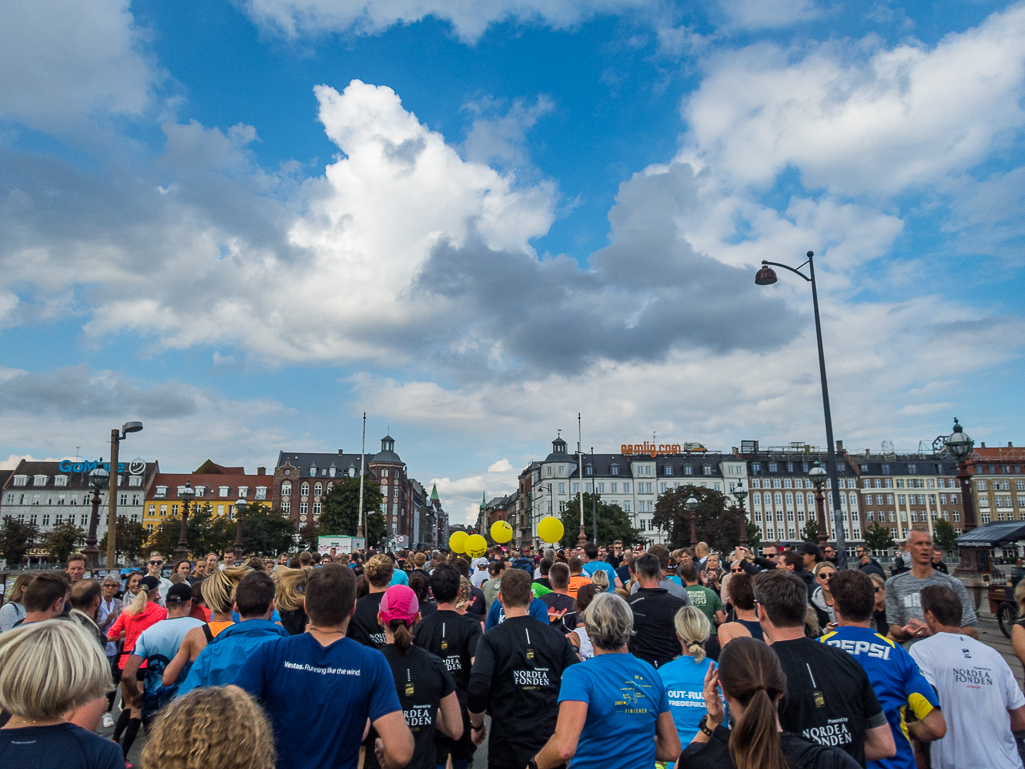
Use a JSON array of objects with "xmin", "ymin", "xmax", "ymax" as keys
[
  {"xmin": 121, "ymin": 421, "xmax": 143, "ymax": 436},
  {"xmin": 946, "ymin": 418, "xmax": 974, "ymax": 460},
  {"xmin": 180, "ymin": 481, "xmax": 195, "ymax": 503},
  {"xmin": 733, "ymin": 481, "xmax": 747, "ymax": 504},
  {"xmin": 89, "ymin": 465, "xmax": 109, "ymax": 490},
  {"xmin": 685, "ymin": 495, "xmax": 699, "ymax": 511},
  {"xmin": 755, "ymin": 261, "xmax": 778, "ymax": 285},
  {"xmin": 808, "ymin": 461, "xmax": 828, "ymax": 489}
]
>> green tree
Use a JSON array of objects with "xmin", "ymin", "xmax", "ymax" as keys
[
  {"xmin": 40, "ymin": 520, "xmax": 85, "ymax": 565},
  {"xmin": 801, "ymin": 520, "xmax": 820, "ymax": 544},
  {"xmin": 863, "ymin": 523, "xmax": 895, "ymax": 553},
  {"xmin": 745, "ymin": 521, "xmax": 762, "ymax": 549},
  {"xmin": 651, "ymin": 485, "xmax": 750, "ymax": 553},
  {"xmin": 319, "ymin": 477, "xmax": 384, "ymax": 537},
  {"xmin": 100, "ymin": 516, "xmax": 148, "ymax": 564},
  {"xmin": 558, "ymin": 494, "xmax": 641, "ymax": 548},
  {"xmin": 297, "ymin": 519, "xmax": 320, "ymax": 553},
  {"xmin": 933, "ymin": 518, "xmax": 958, "ymax": 554},
  {"xmin": 147, "ymin": 503, "xmax": 233, "ymax": 559},
  {"xmin": 239, "ymin": 505, "xmax": 295, "ymax": 557},
  {"xmin": 0, "ymin": 516, "xmax": 39, "ymax": 566}
]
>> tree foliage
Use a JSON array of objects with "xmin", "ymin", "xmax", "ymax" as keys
[
  {"xmin": 239, "ymin": 505, "xmax": 295, "ymax": 557},
  {"xmin": 40, "ymin": 521, "xmax": 86, "ymax": 564},
  {"xmin": 146, "ymin": 503, "xmax": 234, "ymax": 560},
  {"xmin": 0, "ymin": 516, "xmax": 39, "ymax": 566},
  {"xmin": 863, "ymin": 523, "xmax": 896, "ymax": 552},
  {"xmin": 745, "ymin": 521, "xmax": 762, "ymax": 549},
  {"xmin": 100, "ymin": 516, "xmax": 148, "ymax": 564},
  {"xmin": 319, "ymin": 477, "xmax": 384, "ymax": 537},
  {"xmin": 558, "ymin": 494, "xmax": 641, "ymax": 548},
  {"xmin": 801, "ymin": 520, "xmax": 820, "ymax": 544},
  {"xmin": 651, "ymin": 485, "xmax": 750, "ymax": 553},
  {"xmin": 933, "ymin": 518, "xmax": 958, "ymax": 554},
  {"xmin": 296, "ymin": 519, "xmax": 320, "ymax": 553}
]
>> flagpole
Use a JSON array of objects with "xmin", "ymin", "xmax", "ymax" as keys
[
  {"xmin": 357, "ymin": 413, "xmax": 366, "ymax": 540},
  {"xmin": 578, "ymin": 413, "xmax": 587, "ymax": 547}
]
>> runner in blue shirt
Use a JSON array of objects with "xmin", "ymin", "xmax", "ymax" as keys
[
  {"xmin": 531, "ymin": 592, "xmax": 682, "ymax": 769},
  {"xmin": 581, "ymin": 544, "xmax": 621, "ymax": 592},
  {"xmin": 659, "ymin": 606, "xmax": 727, "ymax": 750},
  {"xmin": 820, "ymin": 570, "xmax": 946, "ymax": 769},
  {"xmin": 234, "ymin": 564, "xmax": 414, "ymax": 769}
]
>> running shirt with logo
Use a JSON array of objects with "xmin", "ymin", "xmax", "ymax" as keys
[
  {"xmin": 558, "ymin": 652, "xmax": 670, "ymax": 769},
  {"xmin": 348, "ymin": 592, "xmax": 387, "ymax": 649},
  {"xmin": 234, "ymin": 634, "xmax": 401, "ymax": 769},
  {"xmin": 910, "ymin": 632, "xmax": 1025, "ymax": 769},
  {"xmin": 821, "ymin": 626, "xmax": 939, "ymax": 769},
  {"xmin": 364, "ymin": 645, "xmax": 456, "ymax": 769},
  {"xmin": 884, "ymin": 571, "xmax": 977, "ymax": 634},
  {"xmin": 658, "ymin": 655, "xmax": 721, "ymax": 747},
  {"xmin": 680, "ymin": 725, "xmax": 860, "ymax": 769},
  {"xmin": 771, "ymin": 637, "xmax": 887, "ymax": 765},
  {"xmin": 467, "ymin": 616, "xmax": 578, "ymax": 769},
  {"xmin": 131, "ymin": 616, "xmax": 205, "ymax": 722},
  {"xmin": 684, "ymin": 585, "xmax": 724, "ymax": 636},
  {"xmin": 540, "ymin": 592, "xmax": 577, "ymax": 633}
]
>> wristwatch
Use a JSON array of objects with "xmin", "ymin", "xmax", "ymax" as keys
[
  {"xmin": 471, "ymin": 723, "xmax": 485, "ymax": 732},
  {"xmin": 527, "ymin": 759, "xmax": 539, "ymax": 769},
  {"xmin": 698, "ymin": 715, "xmax": 714, "ymax": 736}
]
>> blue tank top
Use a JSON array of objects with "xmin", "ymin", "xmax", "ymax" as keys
[{"xmin": 736, "ymin": 618, "xmax": 764, "ymax": 640}]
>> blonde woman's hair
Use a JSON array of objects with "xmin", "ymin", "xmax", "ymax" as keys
[
  {"xmin": 202, "ymin": 569, "xmax": 241, "ymax": 615},
  {"xmin": 272, "ymin": 567, "xmax": 308, "ymax": 612},
  {"xmin": 365, "ymin": 554, "xmax": 394, "ymax": 588},
  {"xmin": 674, "ymin": 605, "xmax": 711, "ymax": 663},
  {"xmin": 584, "ymin": 592, "xmax": 634, "ymax": 650},
  {"xmin": 590, "ymin": 570, "xmax": 610, "ymax": 592},
  {"xmin": 4, "ymin": 573, "xmax": 35, "ymax": 606},
  {"xmin": 126, "ymin": 583, "xmax": 152, "ymax": 616},
  {"xmin": 141, "ymin": 686, "xmax": 276, "ymax": 769},
  {"xmin": 456, "ymin": 577, "xmax": 472, "ymax": 610},
  {"xmin": 0, "ymin": 620, "xmax": 113, "ymax": 719}
]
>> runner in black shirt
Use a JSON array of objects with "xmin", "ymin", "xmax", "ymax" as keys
[
  {"xmin": 753, "ymin": 570, "xmax": 894, "ymax": 765},
  {"xmin": 467, "ymin": 568, "xmax": 578, "ymax": 769},
  {"xmin": 415, "ymin": 565, "xmax": 483, "ymax": 769},
  {"xmin": 626, "ymin": 554, "xmax": 688, "ymax": 668},
  {"xmin": 349, "ymin": 554, "xmax": 393, "ymax": 649},
  {"xmin": 365, "ymin": 585, "xmax": 462, "ymax": 769},
  {"xmin": 540, "ymin": 563, "xmax": 577, "ymax": 633}
]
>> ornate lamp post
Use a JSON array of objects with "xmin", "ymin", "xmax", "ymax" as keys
[
  {"xmin": 943, "ymin": 418, "xmax": 983, "ymax": 574},
  {"xmin": 733, "ymin": 481, "xmax": 749, "ymax": 547},
  {"xmin": 83, "ymin": 465, "xmax": 109, "ymax": 569},
  {"xmin": 686, "ymin": 494, "xmax": 699, "ymax": 547},
  {"xmin": 756, "ymin": 252, "xmax": 847, "ymax": 568},
  {"xmin": 234, "ymin": 498, "xmax": 247, "ymax": 562},
  {"xmin": 808, "ymin": 461, "xmax": 829, "ymax": 549},
  {"xmin": 173, "ymin": 482, "xmax": 195, "ymax": 565},
  {"xmin": 106, "ymin": 421, "xmax": 143, "ymax": 568}
]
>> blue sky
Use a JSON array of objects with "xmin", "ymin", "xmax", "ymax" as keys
[{"xmin": 1, "ymin": 0, "xmax": 1023, "ymax": 525}]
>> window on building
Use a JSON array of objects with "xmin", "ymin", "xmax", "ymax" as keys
[
  {"xmin": 299, "ymin": 502, "xmax": 308, "ymax": 515},
  {"xmin": 684, "ymin": 466, "xmax": 693, "ymax": 476},
  {"xmin": 42, "ymin": 514, "xmax": 50, "ymax": 526},
  {"xmin": 586, "ymin": 465, "xmax": 593, "ymax": 475},
  {"xmin": 611, "ymin": 465, "xmax": 619, "ymax": 476},
  {"xmin": 314, "ymin": 482, "xmax": 322, "ymax": 496},
  {"xmin": 624, "ymin": 500, "xmax": 631, "ymax": 512},
  {"xmin": 622, "ymin": 482, "xmax": 630, "ymax": 493},
  {"xmin": 558, "ymin": 483, "xmax": 566, "ymax": 495},
  {"xmin": 256, "ymin": 486, "xmax": 267, "ymax": 499},
  {"xmin": 282, "ymin": 501, "xmax": 290, "ymax": 513},
  {"xmin": 33, "ymin": 475, "xmax": 47, "ymax": 486},
  {"xmin": 12, "ymin": 475, "xmax": 27, "ymax": 487},
  {"xmin": 313, "ymin": 502, "xmax": 321, "ymax": 515},
  {"xmin": 280, "ymin": 482, "xmax": 291, "ymax": 497}
]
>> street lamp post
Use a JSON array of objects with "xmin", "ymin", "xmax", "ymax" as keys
[
  {"xmin": 173, "ymin": 482, "xmax": 195, "ymax": 565},
  {"xmin": 686, "ymin": 494, "xmax": 699, "ymax": 547},
  {"xmin": 590, "ymin": 447, "xmax": 598, "ymax": 546},
  {"xmin": 234, "ymin": 498, "xmax": 247, "ymax": 562},
  {"xmin": 942, "ymin": 418, "xmax": 983, "ymax": 574},
  {"xmin": 733, "ymin": 481, "xmax": 748, "ymax": 547},
  {"xmin": 83, "ymin": 465, "xmax": 109, "ymax": 569},
  {"xmin": 756, "ymin": 252, "xmax": 847, "ymax": 568},
  {"xmin": 809, "ymin": 462, "xmax": 829, "ymax": 549},
  {"xmin": 106, "ymin": 421, "xmax": 143, "ymax": 568}
]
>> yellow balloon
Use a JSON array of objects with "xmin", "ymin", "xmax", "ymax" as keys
[
  {"xmin": 537, "ymin": 516, "xmax": 564, "ymax": 544},
  {"xmin": 449, "ymin": 531, "xmax": 468, "ymax": 553},
  {"xmin": 490, "ymin": 520, "xmax": 513, "ymax": 544},
  {"xmin": 465, "ymin": 534, "xmax": 488, "ymax": 558}
]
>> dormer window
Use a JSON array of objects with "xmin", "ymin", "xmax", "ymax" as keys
[
  {"xmin": 155, "ymin": 486, "xmax": 167, "ymax": 499},
  {"xmin": 238, "ymin": 486, "xmax": 249, "ymax": 498},
  {"xmin": 195, "ymin": 486, "xmax": 206, "ymax": 497},
  {"xmin": 610, "ymin": 465, "xmax": 619, "ymax": 476},
  {"xmin": 33, "ymin": 475, "xmax": 48, "ymax": 486},
  {"xmin": 12, "ymin": 475, "xmax": 27, "ymax": 486},
  {"xmin": 310, "ymin": 463, "xmax": 318, "ymax": 476},
  {"xmin": 329, "ymin": 465, "xmax": 337, "ymax": 477},
  {"xmin": 664, "ymin": 466, "xmax": 673, "ymax": 476},
  {"xmin": 684, "ymin": 466, "xmax": 693, "ymax": 476},
  {"xmin": 54, "ymin": 475, "xmax": 69, "ymax": 487},
  {"xmin": 586, "ymin": 466, "xmax": 593, "ymax": 476},
  {"xmin": 219, "ymin": 486, "xmax": 230, "ymax": 497},
  {"xmin": 703, "ymin": 465, "xmax": 713, "ymax": 476},
  {"xmin": 255, "ymin": 486, "xmax": 267, "ymax": 500}
]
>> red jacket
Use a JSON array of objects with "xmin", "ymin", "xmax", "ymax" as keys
[{"xmin": 107, "ymin": 601, "xmax": 166, "ymax": 669}]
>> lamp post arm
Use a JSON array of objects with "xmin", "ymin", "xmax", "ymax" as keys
[{"xmin": 762, "ymin": 260, "xmax": 812, "ymax": 282}]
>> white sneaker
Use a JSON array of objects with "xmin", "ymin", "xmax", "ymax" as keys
[{"xmin": 102, "ymin": 713, "xmax": 115, "ymax": 729}]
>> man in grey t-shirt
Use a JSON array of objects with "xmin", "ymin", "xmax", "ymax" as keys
[{"xmin": 886, "ymin": 529, "xmax": 977, "ymax": 643}]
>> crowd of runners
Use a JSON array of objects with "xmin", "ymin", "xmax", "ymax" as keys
[{"xmin": 2, "ymin": 528, "xmax": 1025, "ymax": 769}]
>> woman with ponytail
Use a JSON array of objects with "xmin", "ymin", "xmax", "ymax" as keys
[
  {"xmin": 273, "ymin": 566, "xmax": 309, "ymax": 635},
  {"xmin": 105, "ymin": 575, "xmax": 166, "ymax": 758},
  {"xmin": 679, "ymin": 637, "xmax": 859, "ymax": 769},
  {"xmin": 363, "ymin": 585, "xmax": 463, "ymax": 769},
  {"xmin": 658, "ymin": 606, "xmax": 724, "ymax": 747}
]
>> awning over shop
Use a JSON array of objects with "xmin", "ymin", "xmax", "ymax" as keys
[{"xmin": 955, "ymin": 522, "xmax": 1025, "ymax": 548}]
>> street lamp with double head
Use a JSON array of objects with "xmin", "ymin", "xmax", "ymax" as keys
[
  {"xmin": 106, "ymin": 420, "xmax": 143, "ymax": 568},
  {"xmin": 83, "ymin": 465, "xmax": 109, "ymax": 569}
]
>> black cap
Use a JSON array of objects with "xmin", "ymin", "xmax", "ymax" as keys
[
  {"xmin": 797, "ymin": 542, "xmax": 822, "ymax": 559},
  {"xmin": 165, "ymin": 582, "xmax": 194, "ymax": 604},
  {"xmin": 139, "ymin": 576, "xmax": 161, "ymax": 592}
]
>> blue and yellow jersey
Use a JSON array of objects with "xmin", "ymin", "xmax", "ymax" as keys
[{"xmin": 821, "ymin": 625, "xmax": 939, "ymax": 769}]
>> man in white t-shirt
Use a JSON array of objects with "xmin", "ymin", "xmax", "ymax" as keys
[
  {"xmin": 470, "ymin": 558, "xmax": 490, "ymax": 589},
  {"xmin": 910, "ymin": 584, "xmax": 1025, "ymax": 769},
  {"xmin": 145, "ymin": 551, "xmax": 174, "ymax": 605}
]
